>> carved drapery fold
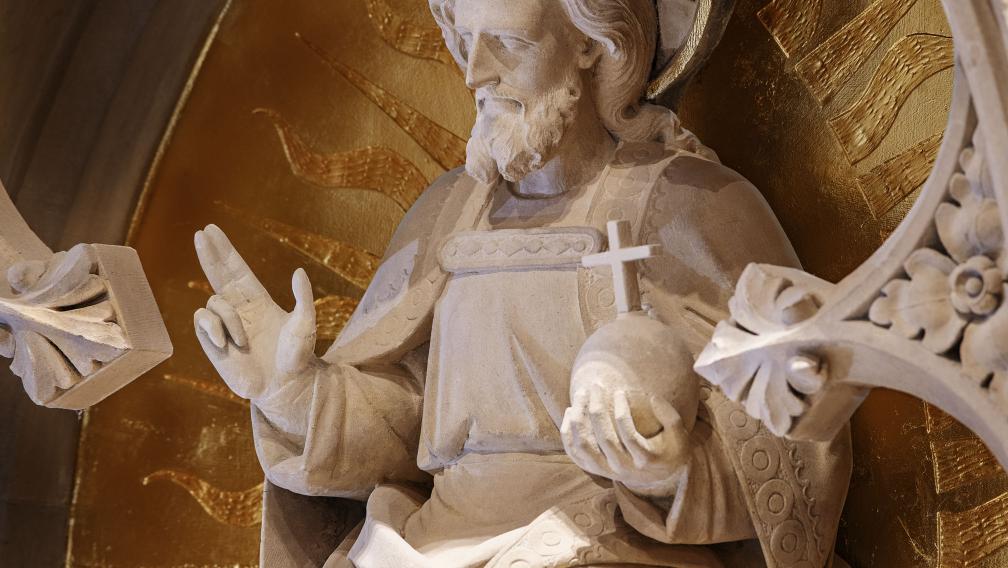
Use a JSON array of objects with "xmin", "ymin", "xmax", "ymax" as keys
[{"xmin": 696, "ymin": 1, "xmax": 1008, "ymax": 470}]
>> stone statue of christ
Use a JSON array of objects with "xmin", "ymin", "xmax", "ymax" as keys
[{"xmin": 194, "ymin": 1, "xmax": 851, "ymax": 566}]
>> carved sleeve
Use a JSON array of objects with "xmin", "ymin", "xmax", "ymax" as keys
[
  {"xmin": 615, "ymin": 417, "xmax": 757, "ymax": 544},
  {"xmin": 246, "ymin": 232, "xmax": 438, "ymax": 498},
  {"xmin": 250, "ymin": 349, "xmax": 429, "ymax": 499},
  {"xmin": 613, "ymin": 160, "xmax": 810, "ymax": 542},
  {"xmin": 242, "ymin": 172, "xmax": 479, "ymax": 499}
]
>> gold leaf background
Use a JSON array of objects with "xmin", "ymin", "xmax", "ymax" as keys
[
  {"xmin": 67, "ymin": 0, "xmax": 1008, "ymax": 566},
  {"xmin": 69, "ymin": 1, "xmax": 471, "ymax": 566}
]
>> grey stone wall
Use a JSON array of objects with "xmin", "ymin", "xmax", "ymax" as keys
[{"xmin": 0, "ymin": 1, "xmax": 225, "ymax": 564}]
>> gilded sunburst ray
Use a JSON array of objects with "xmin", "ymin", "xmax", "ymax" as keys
[
  {"xmin": 315, "ymin": 294, "xmax": 359, "ymax": 340},
  {"xmin": 757, "ymin": 0, "xmax": 823, "ymax": 58},
  {"xmin": 925, "ymin": 402, "xmax": 958, "ymax": 435},
  {"xmin": 794, "ymin": 0, "xmax": 920, "ymax": 104},
  {"xmin": 255, "ymin": 107, "xmax": 428, "ymax": 211},
  {"xmin": 364, "ymin": 0, "xmax": 455, "ymax": 66},
  {"xmin": 187, "ymin": 279, "xmax": 215, "ymax": 296},
  {"xmin": 930, "ymin": 436, "xmax": 1003, "ymax": 495},
  {"xmin": 298, "ymin": 33, "xmax": 468, "ymax": 170},
  {"xmin": 937, "ymin": 492, "xmax": 1008, "ymax": 566},
  {"xmin": 219, "ymin": 203, "xmax": 380, "ymax": 290},
  {"xmin": 143, "ymin": 470, "xmax": 263, "ymax": 527},
  {"xmin": 162, "ymin": 373, "xmax": 249, "ymax": 407},
  {"xmin": 856, "ymin": 133, "xmax": 943, "ymax": 219},
  {"xmin": 828, "ymin": 34, "xmax": 953, "ymax": 164}
]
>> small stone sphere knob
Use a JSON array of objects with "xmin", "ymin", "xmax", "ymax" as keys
[{"xmin": 571, "ymin": 311, "xmax": 700, "ymax": 437}]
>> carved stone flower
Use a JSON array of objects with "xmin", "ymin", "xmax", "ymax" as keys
[
  {"xmin": 949, "ymin": 255, "xmax": 1003, "ymax": 316},
  {"xmin": 936, "ymin": 131, "xmax": 1004, "ymax": 269},
  {"xmin": 936, "ymin": 130, "xmax": 1008, "ymax": 389},
  {"xmin": 0, "ymin": 245, "xmax": 127, "ymax": 404},
  {"xmin": 872, "ymin": 131, "xmax": 1007, "ymax": 359},
  {"xmin": 869, "ymin": 249, "xmax": 967, "ymax": 353},
  {"xmin": 957, "ymin": 277, "xmax": 1008, "ymax": 381}
]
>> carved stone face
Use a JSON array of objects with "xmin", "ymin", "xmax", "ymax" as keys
[{"xmin": 453, "ymin": 0, "xmax": 593, "ymax": 184}]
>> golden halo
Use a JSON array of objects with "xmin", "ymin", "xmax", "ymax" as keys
[{"xmin": 649, "ymin": 0, "xmax": 737, "ymax": 101}]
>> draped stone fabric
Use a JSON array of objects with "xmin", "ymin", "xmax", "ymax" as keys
[{"xmin": 251, "ymin": 143, "xmax": 851, "ymax": 567}]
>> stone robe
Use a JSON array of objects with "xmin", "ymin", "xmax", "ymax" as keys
[{"xmin": 250, "ymin": 142, "xmax": 852, "ymax": 568}]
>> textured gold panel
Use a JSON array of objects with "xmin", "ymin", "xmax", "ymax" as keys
[
  {"xmin": 938, "ymin": 492, "xmax": 1008, "ymax": 567},
  {"xmin": 69, "ymin": 1, "xmax": 474, "ymax": 566},
  {"xmin": 257, "ymin": 107, "xmax": 428, "ymax": 211},
  {"xmin": 829, "ymin": 34, "xmax": 953, "ymax": 163},
  {"xmin": 857, "ymin": 133, "xmax": 943, "ymax": 218},
  {"xmin": 794, "ymin": 0, "xmax": 919, "ymax": 104},
  {"xmin": 757, "ymin": 0, "xmax": 823, "ymax": 57}
]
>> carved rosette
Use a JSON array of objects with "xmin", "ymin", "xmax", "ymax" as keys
[{"xmin": 696, "ymin": 1, "xmax": 1008, "ymax": 470}]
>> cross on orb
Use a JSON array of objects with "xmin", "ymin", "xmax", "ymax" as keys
[{"xmin": 582, "ymin": 220, "xmax": 660, "ymax": 315}]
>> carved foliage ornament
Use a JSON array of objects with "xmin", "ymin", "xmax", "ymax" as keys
[
  {"xmin": 869, "ymin": 130, "xmax": 1008, "ymax": 393},
  {"xmin": 0, "ymin": 183, "xmax": 171, "ymax": 409},
  {"xmin": 2, "ymin": 245, "xmax": 127, "ymax": 401},
  {"xmin": 695, "ymin": 1, "xmax": 1008, "ymax": 468}
]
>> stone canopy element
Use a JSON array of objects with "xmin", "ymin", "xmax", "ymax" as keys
[{"xmin": 0, "ymin": 180, "xmax": 171, "ymax": 409}]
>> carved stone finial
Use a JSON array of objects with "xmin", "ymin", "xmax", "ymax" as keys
[{"xmin": 1, "ymin": 180, "xmax": 171, "ymax": 409}]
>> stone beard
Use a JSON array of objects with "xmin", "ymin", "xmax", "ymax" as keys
[
  {"xmin": 192, "ymin": 0, "xmax": 852, "ymax": 566},
  {"xmin": 465, "ymin": 69, "xmax": 582, "ymax": 185}
]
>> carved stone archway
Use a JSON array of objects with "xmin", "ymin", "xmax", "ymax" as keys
[{"xmin": 696, "ymin": 0, "xmax": 1008, "ymax": 468}]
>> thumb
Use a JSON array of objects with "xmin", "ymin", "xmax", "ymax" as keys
[
  {"xmin": 291, "ymin": 268, "xmax": 316, "ymax": 325},
  {"xmin": 651, "ymin": 396, "xmax": 689, "ymax": 454},
  {"xmin": 276, "ymin": 268, "xmax": 317, "ymax": 378},
  {"xmin": 650, "ymin": 396, "xmax": 684, "ymax": 433}
]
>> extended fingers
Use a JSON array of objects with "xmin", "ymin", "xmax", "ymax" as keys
[
  {"xmin": 651, "ymin": 396, "xmax": 684, "ymax": 431},
  {"xmin": 651, "ymin": 396, "xmax": 690, "ymax": 459},
  {"xmin": 561, "ymin": 391, "xmax": 612, "ymax": 478},
  {"xmin": 207, "ymin": 224, "xmax": 270, "ymax": 300},
  {"xmin": 276, "ymin": 268, "xmax": 318, "ymax": 378},
  {"xmin": 207, "ymin": 295, "xmax": 248, "ymax": 348},
  {"xmin": 194, "ymin": 308, "xmax": 226, "ymax": 350},
  {"xmin": 195, "ymin": 225, "xmax": 269, "ymax": 304},
  {"xmin": 588, "ymin": 386, "xmax": 633, "ymax": 472},
  {"xmin": 291, "ymin": 268, "xmax": 316, "ymax": 330},
  {"xmin": 195, "ymin": 229, "xmax": 227, "ymax": 294}
]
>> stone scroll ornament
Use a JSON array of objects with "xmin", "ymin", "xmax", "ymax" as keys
[
  {"xmin": 0, "ymin": 181, "xmax": 171, "ymax": 409},
  {"xmin": 694, "ymin": 1, "xmax": 1008, "ymax": 468}
]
